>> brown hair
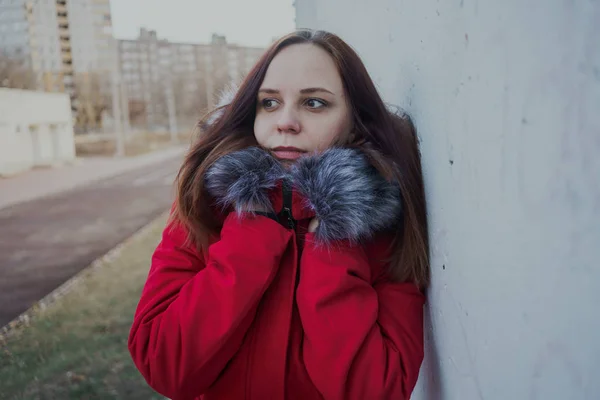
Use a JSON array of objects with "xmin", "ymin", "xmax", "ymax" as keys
[{"xmin": 174, "ymin": 30, "xmax": 430, "ymax": 289}]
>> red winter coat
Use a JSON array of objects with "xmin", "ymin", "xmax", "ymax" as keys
[{"xmin": 128, "ymin": 187, "xmax": 424, "ymax": 400}]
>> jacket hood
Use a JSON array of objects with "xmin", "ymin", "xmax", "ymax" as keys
[
  {"xmin": 205, "ymin": 147, "xmax": 402, "ymax": 244},
  {"xmin": 203, "ymin": 83, "xmax": 240, "ymax": 127}
]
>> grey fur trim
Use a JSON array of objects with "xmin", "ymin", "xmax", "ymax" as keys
[
  {"xmin": 205, "ymin": 147, "xmax": 285, "ymax": 215},
  {"xmin": 291, "ymin": 148, "xmax": 402, "ymax": 243},
  {"xmin": 204, "ymin": 83, "xmax": 239, "ymax": 126}
]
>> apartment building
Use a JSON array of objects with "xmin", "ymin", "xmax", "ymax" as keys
[
  {"xmin": 0, "ymin": 0, "xmax": 115, "ymax": 130},
  {"xmin": 0, "ymin": 0, "xmax": 72, "ymax": 93},
  {"xmin": 67, "ymin": 0, "xmax": 114, "ymax": 129},
  {"xmin": 119, "ymin": 29, "xmax": 265, "ymax": 131}
]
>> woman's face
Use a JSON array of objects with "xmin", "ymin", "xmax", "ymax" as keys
[{"xmin": 254, "ymin": 43, "xmax": 353, "ymax": 163}]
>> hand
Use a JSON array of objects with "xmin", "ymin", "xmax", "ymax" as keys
[{"xmin": 308, "ymin": 218, "xmax": 319, "ymax": 233}]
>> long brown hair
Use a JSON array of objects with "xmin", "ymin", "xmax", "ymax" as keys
[{"xmin": 174, "ymin": 30, "xmax": 430, "ymax": 289}]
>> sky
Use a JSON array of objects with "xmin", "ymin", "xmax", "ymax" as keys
[{"xmin": 109, "ymin": 0, "xmax": 296, "ymax": 48}]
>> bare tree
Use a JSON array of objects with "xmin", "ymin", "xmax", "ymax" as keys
[
  {"xmin": 74, "ymin": 72, "xmax": 111, "ymax": 132},
  {"xmin": 171, "ymin": 73, "xmax": 208, "ymax": 128},
  {"xmin": 0, "ymin": 55, "xmax": 37, "ymax": 90},
  {"xmin": 128, "ymin": 98, "xmax": 146, "ymax": 126}
]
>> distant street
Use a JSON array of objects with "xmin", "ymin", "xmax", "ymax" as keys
[{"xmin": 0, "ymin": 157, "xmax": 181, "ymax": 327}]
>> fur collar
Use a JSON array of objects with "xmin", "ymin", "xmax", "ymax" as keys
[
  {"xmin": 290, "ymin": 148, "xmax": 401, "ymax": 243},
  {"xmin": 205, "ymin": 147, "xmax": 402, "ymax": 244},
  {"xmin": 205, "ymin": 147, "xmax": 286, "ymax": 215}
]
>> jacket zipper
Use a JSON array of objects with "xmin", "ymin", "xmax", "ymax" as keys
[{"xmin": 279, "ymin": 179, "xmax": 296, "ymax": 230}]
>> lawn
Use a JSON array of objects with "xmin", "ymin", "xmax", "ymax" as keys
[{"xmin": 0, "ymin": 213, "xmax": 169, "ymax": 400}]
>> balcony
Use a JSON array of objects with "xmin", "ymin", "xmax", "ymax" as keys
[
  {"xmin": 42, "ymin": 73, "xmax": 56, "ymax": 92},
  {"xmin": 56, "ymin": 3, "xmax": 67, "ymax": 13},
  {"xmin": 57, "ymin": 16, "xmax": 68, "ymax": 27},
  {"xmin": 61, "ymin": 52, "xmax": 72, "ymax": 62}
]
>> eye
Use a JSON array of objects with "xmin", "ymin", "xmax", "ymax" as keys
[
  {"xmin": 261, "ymin": 98, "xmax": 279, "ymax": 110},
  {"xmin": 305, "ymin": 98, "xmax": 328, "ymax": 109}
]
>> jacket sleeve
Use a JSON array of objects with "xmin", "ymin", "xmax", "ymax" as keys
[
  {"xmin": 296, "ymin": 234, "xmax": 425, "ymax": 400},
  {"xmin": 128, "ymin": 213, "xmax": 293, "ymax": 400}
]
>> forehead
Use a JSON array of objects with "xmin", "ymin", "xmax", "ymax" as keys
[{"xmin": 260, "ymin": 43, "xmax": 344, "ymax": 92}]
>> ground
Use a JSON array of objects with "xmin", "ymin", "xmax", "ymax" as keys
[
  {"xmin": 0, "ymin": 156, "xmax": 180, "ymax": 327},
  {"xmin": 0, "ymin": 213, "xmax": 168, "ymax": 400}
]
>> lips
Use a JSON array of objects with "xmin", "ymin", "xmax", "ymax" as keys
[{"xmin": 271, "ymin": 146, "xmax": 307, "ymax": 161}]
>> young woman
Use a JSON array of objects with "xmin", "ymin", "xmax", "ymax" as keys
[{"xmin": 128, "ymin": 29, "xmax": 429, "ymax": 400}]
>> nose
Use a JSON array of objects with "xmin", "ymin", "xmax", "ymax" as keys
[{"xmin": 276, "ymin": 107, "xmax": 300, "ymax": 134}]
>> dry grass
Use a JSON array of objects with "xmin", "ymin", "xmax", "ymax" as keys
[
  {"xmin": 75, "ymin": 131, "xmax": 194, "ymax": 157},
  {"xmin": 0, "ymin": 213, "xmax": 169, "ymax": 400}
]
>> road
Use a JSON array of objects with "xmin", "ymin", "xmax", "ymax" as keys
[{"xmin": 0, "ymin": 157, "xmax": 181, "ymax": 327}]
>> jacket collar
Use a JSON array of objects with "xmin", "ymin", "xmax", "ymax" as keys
[{"xmin": 269, "ymin": 181, "xmax": 316, "ymax": 221}]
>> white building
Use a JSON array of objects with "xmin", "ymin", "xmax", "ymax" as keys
[
  {"xmin": 0, "ymin": 88, "xmax": 75, "ymax": 176},
  {"xmin": 226, "ymin": 42, "xmax": 265, "ymax": 84}
]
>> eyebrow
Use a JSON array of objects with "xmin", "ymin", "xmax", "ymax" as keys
[{"xmin": 258, "ymin": 87, "xmax": 335, "ymax": 95}]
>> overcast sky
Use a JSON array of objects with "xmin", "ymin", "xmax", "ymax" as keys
[{"xmin": 109, "ymin": 0, "xmax": 296, "ymax": 48}]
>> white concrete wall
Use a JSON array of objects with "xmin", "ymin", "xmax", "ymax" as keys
[
  {"xmin": 296, "ymin": 1, "xmax": 600, "ymax": 399},
  {"xmin": 0, "ymin": 88, "xmax": 75, "ymax": 176}
]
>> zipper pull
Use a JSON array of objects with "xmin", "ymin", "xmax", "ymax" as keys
[
  {"xmin": 280, "ymin": 178, "xmax": 296, "ymax": 230},
  {"xmin": 282, "ymin": 207, "xmax": 295, "ymax": 229}
]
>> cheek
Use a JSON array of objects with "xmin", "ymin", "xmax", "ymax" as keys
[
  {"xmin": 253, "ymin": 115, "xmax": 269, "ymax": 145},
  {"xmin": 311, "ymin": 111, "xmax": 352, "ymax": 149}
]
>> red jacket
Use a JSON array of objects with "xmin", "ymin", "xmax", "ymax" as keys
[{"xmin": 128, "ymin": 187, "xmax": 424, "ymax": 399}]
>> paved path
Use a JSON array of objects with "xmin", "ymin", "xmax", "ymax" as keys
[
  {"xmin": 0, "ymin": 155, "xmax": 183, "ymax": 327},
  {"xmin": 0, "ymin": 145, "xmax": 187, "ymax": 211}
]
